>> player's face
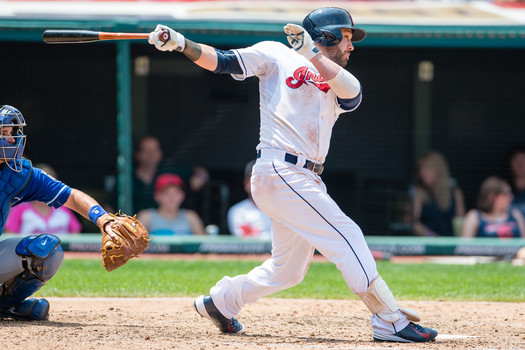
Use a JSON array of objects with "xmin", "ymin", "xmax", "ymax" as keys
[
  {"xmin": 0, "ymin": 126, "xmax": 15, "ymax": 145},
  {"xmin": 321, "ymin": 29, "xmax": 354, "ymax": 67}
]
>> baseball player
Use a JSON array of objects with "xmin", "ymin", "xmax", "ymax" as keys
[
  {"xmin": 0, "ymin": 105, "xmax": 117, "ymax": 320},
  {"xmin": 150, "ymin": 7, "xmax": 437, "ymax": 343}
]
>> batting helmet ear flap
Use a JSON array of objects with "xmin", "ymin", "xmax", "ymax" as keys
[{"xmin": 319, "ymin": 30, "xmax": 340, "ymax": 46}]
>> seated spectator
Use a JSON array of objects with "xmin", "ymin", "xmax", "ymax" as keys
[
  {"xmin": 505, "ymin": 145, "xmax": 525, "ymax": 217},
  {"xmin": 5, "ymin": 164, "xmax": 82, "ymax": 235},
  {"xmin": 137, "ymin": 173, "xmax": 205, "ymax": 236},
  {"xmin": 411, "ymin": 151, "xmax": 465, "ymax": 236},
  {"xmin": 108, "ymin": 135, "xmax": 210, "ymax": 215},
  {"xmin": 228, "ymin": 160, "xmax": 271, "ymax": 239},
  {"xmin": 461, "ymin": 176, "xmax": 525, "ymax": 238}
]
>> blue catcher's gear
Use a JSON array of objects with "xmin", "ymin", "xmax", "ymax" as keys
[
  {"xmin": 0, "ymin": 158, "xmax": 32, "ymax": 232},
  {"xmin": 302, "ymin": 7, "xmax": 367, "ymax": 46},
  {"xmin": 0, "ymin": 234, "xmax": 63, "ymax": 320},
  {"xmin": 0, "ymin": 105, "xmax": 26, "ymax": 172}
]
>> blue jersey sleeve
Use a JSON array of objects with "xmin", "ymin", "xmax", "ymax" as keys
[
  {"xmin": 12, "ymin": 167, "xmax": 72, "ymax": 208},
  {"xmin": 337, "ymin": 90, "xmax": 362, "ymax": 111},
  {"xmin": 213, "ymin": 49, "xmax": 243, "ymax": 74}
]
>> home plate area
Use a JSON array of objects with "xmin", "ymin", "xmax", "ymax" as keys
[{"xmin": 0, "ymin": 298, "xmax": 523, "ymax": 349}]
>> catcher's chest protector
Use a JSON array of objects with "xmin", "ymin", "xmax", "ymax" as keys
[{"xmin": 0, "ymin": 159, "xmax": 32, "ymax": 232}]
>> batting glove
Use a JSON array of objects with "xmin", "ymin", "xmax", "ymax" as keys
[
  {"xmin": 284, "ymin": 23, "xmax": 320, "ymax": 61},
  {"xmin": 148, "ymin": 24, "xmax": 186, "ymax": 52}
]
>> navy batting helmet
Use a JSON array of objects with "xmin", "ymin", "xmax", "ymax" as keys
[
  {"xmin": 0, "ymin": 105, "xmax": 26, "ymax": 170},
  {"xmin": 303, "ymin": 7, "xmax": 366, "ymax": 46}
]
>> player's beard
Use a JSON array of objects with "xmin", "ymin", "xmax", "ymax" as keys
[{"xmin": 324, "ymin": 46, "xmax": 350, "ymax": 67}]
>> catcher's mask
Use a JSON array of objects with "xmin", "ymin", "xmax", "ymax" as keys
[
  {"xmin": 0, "ymin": 105, "xmax": 26, "ymax": 172},
  {"xmin": 302, "ymin": 7, "xmax": 367, "ymax": 47}
]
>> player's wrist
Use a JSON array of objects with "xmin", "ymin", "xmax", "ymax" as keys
[
  {"xmin": 89, "ymin": 205, "xmax": 108, "ymax": 225},
  {"xmin": 172, "ymin": 31, "xmax": 186, "ymax": 52},
  {"xmin": 300, "ymin": 43, "xmax": 321, "ymax": 61}
]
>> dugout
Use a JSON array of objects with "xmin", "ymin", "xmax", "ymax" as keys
[{"xmin": 1, "ymin": 1, "xmax": 525, "ymax": 235}]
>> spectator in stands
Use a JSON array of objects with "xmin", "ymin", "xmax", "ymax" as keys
[
  {"xmin": 5, "ymin": 164, "xmax": 82, "ymax": 235},
  {"xmin": 108, "ymin": 135, "xmax": 163, "ymax": 213},
  {"xmin": 461, "ymin": 176, "xmax": 525, "ymax": 238},
  {"xmin": 109, "ymin": 135, "xmax": 210, "ymax": 214},
  {"xmin": 505, "ymin": 145, "xmax": 525, "ymax": 218},
  {"xmin": 137, "ymin": 173, "xmax": 206, "ymax": 236},
  {"xmin": 411, "ymin": 151, "xmax": 465, "ymax": 236},
  {"xmin": 130, "ymin": 135, "xmax": 164, "ymax": 212},
  {"xmin": 227, "ymin": 160, "xmax": 271, "ymax": 239}
]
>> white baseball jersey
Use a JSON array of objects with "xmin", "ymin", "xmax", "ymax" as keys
[{"xmin": 231, "ymin": 41, "xmax": 361, "ymax": 164}]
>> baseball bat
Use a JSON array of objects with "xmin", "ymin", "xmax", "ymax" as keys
[{"xmin": 43, "ymin": 30, "xmax": 169, "ymax": 44}]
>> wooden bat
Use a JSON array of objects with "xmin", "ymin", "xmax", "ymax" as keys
[{"xmin": 43, "ymin": 30, "xmax": 169, "ymax": 44}]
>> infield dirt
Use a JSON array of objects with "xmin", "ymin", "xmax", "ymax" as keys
[{"xmin": 0, "ymin": 297, "xmax": 523, "ymax": 349}]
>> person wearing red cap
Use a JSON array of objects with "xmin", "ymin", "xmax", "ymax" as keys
[{"xmin": 137, "ymin": 173, "xmax": 205, "ymax": 236}]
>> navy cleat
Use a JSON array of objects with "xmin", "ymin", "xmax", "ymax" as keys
[
  {"xmin": 194, "ymin": 295, "xmax": 244, "ymax": 334},
  {"xmin": 0, "ymin": 298, "xmax": 50, "ymax": 321},
  {"xmin": 373, "ymin": 322, "xmax": 438, "ymax": 343}
]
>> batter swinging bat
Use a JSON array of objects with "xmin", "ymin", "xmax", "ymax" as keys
[{"xmin": 43, "ymin": 30, "xmax": 169, "ymax": 44}]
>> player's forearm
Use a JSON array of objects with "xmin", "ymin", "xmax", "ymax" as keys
[
  {"xmin": 310, "ymin": 54, "xmax": 340, "ymax": 81},
  {"xmin": 183, "ymin": 39, "xmax": 218, "ymax": 72},
  {"xmin": 65, "ymin": 189, "xmax": 98, "ymax": 218},
  {"xmin": 311, "ymin": 55, "xmax": 361, "ymax": 99},
  {"xmin": 65, "ymin": 188, "xmax": 109, "ymax": 228}
]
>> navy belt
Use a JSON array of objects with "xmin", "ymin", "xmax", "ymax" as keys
[{"xmin": 257, "ymin": 150, "xmax": 324, "ymax": 175}]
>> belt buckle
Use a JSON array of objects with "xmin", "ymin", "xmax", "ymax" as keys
[{"xmin": 307, "ymin": 161, "xmax": 324, "ymax": 175}]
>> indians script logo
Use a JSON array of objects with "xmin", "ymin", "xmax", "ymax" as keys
[{"xmin": 286, "ymin": 66, "xmax": 330, "ymax": 93}]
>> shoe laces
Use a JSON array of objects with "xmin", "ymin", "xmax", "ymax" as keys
[
  {"xmin": 410, "ymin": 322, "xmax": 425, "ymax": 332},
  {"xmin": 228, "ymin": 318, "xmax": 240, "ymax": 332}
]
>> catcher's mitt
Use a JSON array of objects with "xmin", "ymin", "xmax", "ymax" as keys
[{"xmin": 99, "ymin": 213, "xmax": 151, "ymax": 271}]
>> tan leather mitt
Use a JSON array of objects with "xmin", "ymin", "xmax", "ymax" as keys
[{"xmin": 99, "ymin": 213, "xmax": 150, "ymax": 272}]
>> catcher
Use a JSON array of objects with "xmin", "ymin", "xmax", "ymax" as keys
[{"xmin": 0, "ymin": 105, "xmax": 149, "ymax": 321}]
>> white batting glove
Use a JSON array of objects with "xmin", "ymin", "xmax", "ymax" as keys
[
  {"xmin": 148, "ymin": 24, "xmax": 186, "ymax": 52},
  {"xmin": 284, "ymin": 23, "xmax": 320, "ymax": 61}
]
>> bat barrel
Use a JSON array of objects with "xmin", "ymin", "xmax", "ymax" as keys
[{"xmin": 43, "ymin": 30, "xmax": 100, "ymax": 44}]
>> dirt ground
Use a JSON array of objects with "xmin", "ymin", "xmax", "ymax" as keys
[{"xmin": 0, "ymin": 297, "xmax": 523, "ymax": 350}]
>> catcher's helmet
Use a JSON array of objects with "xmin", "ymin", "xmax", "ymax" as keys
[
  {"xmin": 0, "ymin": 105, "xmax": 26, "ymax": 171},
  {"xmin": 303, "ymin": 7, "xmax": 366, "ymax": 46}
]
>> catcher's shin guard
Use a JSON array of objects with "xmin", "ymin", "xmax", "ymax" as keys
[{"xmin": 0, "ymin": 234, "xmax": 63, "ymax": 318}]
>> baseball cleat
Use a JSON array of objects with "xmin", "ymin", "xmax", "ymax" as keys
[
  {"xmin": 193, "ymin": 295, "xmax": 244, "ymax": 334},
  {"xmin": 373, "ymin": 322, "xmax": 438, "ymax": 343},
  {"xmin": 0, "ymin": 298, "xmax": 50, "ymax": 321}
]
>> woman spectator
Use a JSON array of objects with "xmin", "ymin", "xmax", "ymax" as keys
[
  {"xmin": 461, "ymin": 176, "xmax": 525, "ymax": 238},
  {"xmin": 412, "ymin": 151, "xmax": 465, "ymax": 236}
]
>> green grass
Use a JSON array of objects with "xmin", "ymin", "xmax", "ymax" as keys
[{"xmin": 37, "ymin": 259, "xmax": 525, "ymax": 302}]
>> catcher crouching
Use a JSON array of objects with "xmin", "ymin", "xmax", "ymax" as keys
[{"xmin": 0, "ymin": 105, "xmax": 149, "ymax": 321}]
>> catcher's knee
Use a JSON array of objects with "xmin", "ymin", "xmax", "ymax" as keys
[
  {"xmin": 357, "ymin": 275, "xmax": 420, "ymax": 323},
  {"xmin": 0, "ymin": 235, "xmax": 63, "ymax": 309},
  {"xmin": 15, "ymin": 234, "xmax": 64, "ymax": 282}
]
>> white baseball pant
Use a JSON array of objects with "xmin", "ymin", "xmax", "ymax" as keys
[{"xmin": 210, "ymin": 149, "xmax": 408, "ymax": 333}]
